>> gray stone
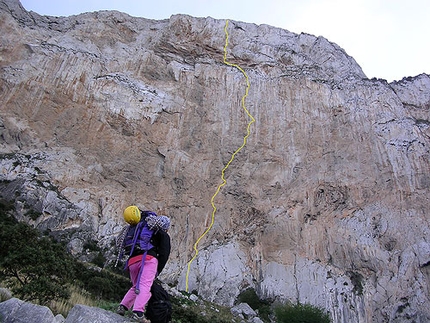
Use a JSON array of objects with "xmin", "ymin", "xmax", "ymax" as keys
[
  {"xmin": 0, "ymin": 298, "xmax": 56, "ymax": 323},
  {"xmin": 182, "ymin": 242, "xmax": 249, "ymax": 306},
  {"xmin": 189, "ymin": 294, "xmax": 199, "ymax": 302},
  {"xmin": 65, "ymin": 304, "xmax": 130, "ymax": 323},
  {"xmin": 249, "ymin": 317, "xmax": 264, "ymax": 323},
  {"xmin": 54, "ymin": 314, "xmax": 66, "ymax": 323},
  {"xmin": 0, "ymin": 288, "xmax": 12, "ymax": 302},
  {"xmin": 231, "ymin": 303, "xmax": 257, "ymax": 319}
]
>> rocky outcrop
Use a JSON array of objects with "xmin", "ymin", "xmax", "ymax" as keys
[
  {"xmin": 65, "ymin": 304, "xmax": 133, "ymax": 323},
  {"xmin": 0, "ymin": 297, "xmax": 138, "ymax": 323},
  {"xmin": 0, "ymin": 296, "xmax": 262, "ymax": 323},
  {"xmin": 0, "ymin": 298, "xmax": 66, "ymax": 323},
  {"xmin": 231, "ymin": 303, "xmax": 263, "ymax": 323},
  {"xmin": 0, "ymin": 0, "xmax": 429, "ymax": 322}
]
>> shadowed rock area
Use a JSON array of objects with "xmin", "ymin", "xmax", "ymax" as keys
[{"xmin": 0, "ymin": 0, "xmax": 429, "ymax": 322}]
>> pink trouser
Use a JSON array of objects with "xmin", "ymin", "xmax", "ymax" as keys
[{"xmin": 120, "ymin": 256, "xmax": 158, "ymax": 312}]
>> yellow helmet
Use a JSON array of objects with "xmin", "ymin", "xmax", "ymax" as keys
[{"xmin": 123, "ymin": 205, "xmax": 141, "ymax": 225}]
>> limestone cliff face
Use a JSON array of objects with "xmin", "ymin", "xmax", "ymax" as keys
[{"xmin": 1, "ymin": 0, "xmax": 429, "ymax": 322}]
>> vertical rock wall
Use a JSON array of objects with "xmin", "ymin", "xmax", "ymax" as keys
[{"xmin": 1, "ymin": 0, "xmax": 429, "ymax": 321}]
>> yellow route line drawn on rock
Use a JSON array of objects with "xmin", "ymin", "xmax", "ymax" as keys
[{"xmin": 185, "ymin": 19, "xmax": 255, "ymax": 292}]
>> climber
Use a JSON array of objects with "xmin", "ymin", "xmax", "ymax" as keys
[{"xmin": 116, "ymin": 205, "xmax": 171, "ymax": 323}]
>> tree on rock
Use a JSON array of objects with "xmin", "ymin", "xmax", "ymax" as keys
[{"xmin": 0, "ymin": 201, "xmax": 74, "ymax": 305}]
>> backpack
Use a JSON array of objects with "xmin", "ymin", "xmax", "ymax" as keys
[
  {"xmin": 117, "ymin": 211, "xmax": 159, "ymax": 293},
  {"xmin": 145, "ymin": 280, "xmax": 172, "ymax": 323},
  {"xmin": 123, "ymin": 215, "xmax": 156, "ymax": 256}
]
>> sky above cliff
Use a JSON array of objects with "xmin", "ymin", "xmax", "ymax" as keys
[{"xmin": 20, "ymin": 0, "xmax": 429, "ymax": 83}]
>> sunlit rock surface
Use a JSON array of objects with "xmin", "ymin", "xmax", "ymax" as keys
[{"xmin": 1, "ymin": 0, "xmax": 429, "ymax": 322}]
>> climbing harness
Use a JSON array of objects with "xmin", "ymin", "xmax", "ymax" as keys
[{"xmin": 185, "ymin": 19, "xmax": 255, "ymax": 292}]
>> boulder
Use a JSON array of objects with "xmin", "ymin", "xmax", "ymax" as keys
[
  {"xmin": 65, "ymin": 304, "xmax": 130, "ymax": 323},
  {"xmin": 231, "ymin": 302, "xmax": 257, "ymax": 319},
  {"xmin": 0, "ymin": 298, "xmax": 57, "ymax": 323}
]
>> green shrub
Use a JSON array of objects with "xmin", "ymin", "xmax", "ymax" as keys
[
  {"xmin": 0, "ymin": 199, "xmax": 129, "ymax": 306},
  {"xmin": 75, "ymin": 269, "xmax": 129, "ymax": 301},
  {"xmin": 171, "ymin": 294, "xmax": 238, "ymax": 323},
  {"xmin": 83, "ymin": 240, "xmax": 100, "ymax": 252},
  {"xmin": 25, "ymin": 208, "xmax": 41, "ymax": 220},
  {"xmin": 91, "ymin": 252, "xmax": 106, "ymax": 268},
  {"xmin": 0, "ymin": 211, "xmax": 75, "ymax": 305},
  {"xmin": 237, "ymin": 288, "xmax": 271, "ymax": 322},
  {"xmin": 274, "ymin": 302, "xmax": 331, "ymax": 323},
  {"xmin": 237, "ymin": 288, "xmax": 260, "ymax": 309}
]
